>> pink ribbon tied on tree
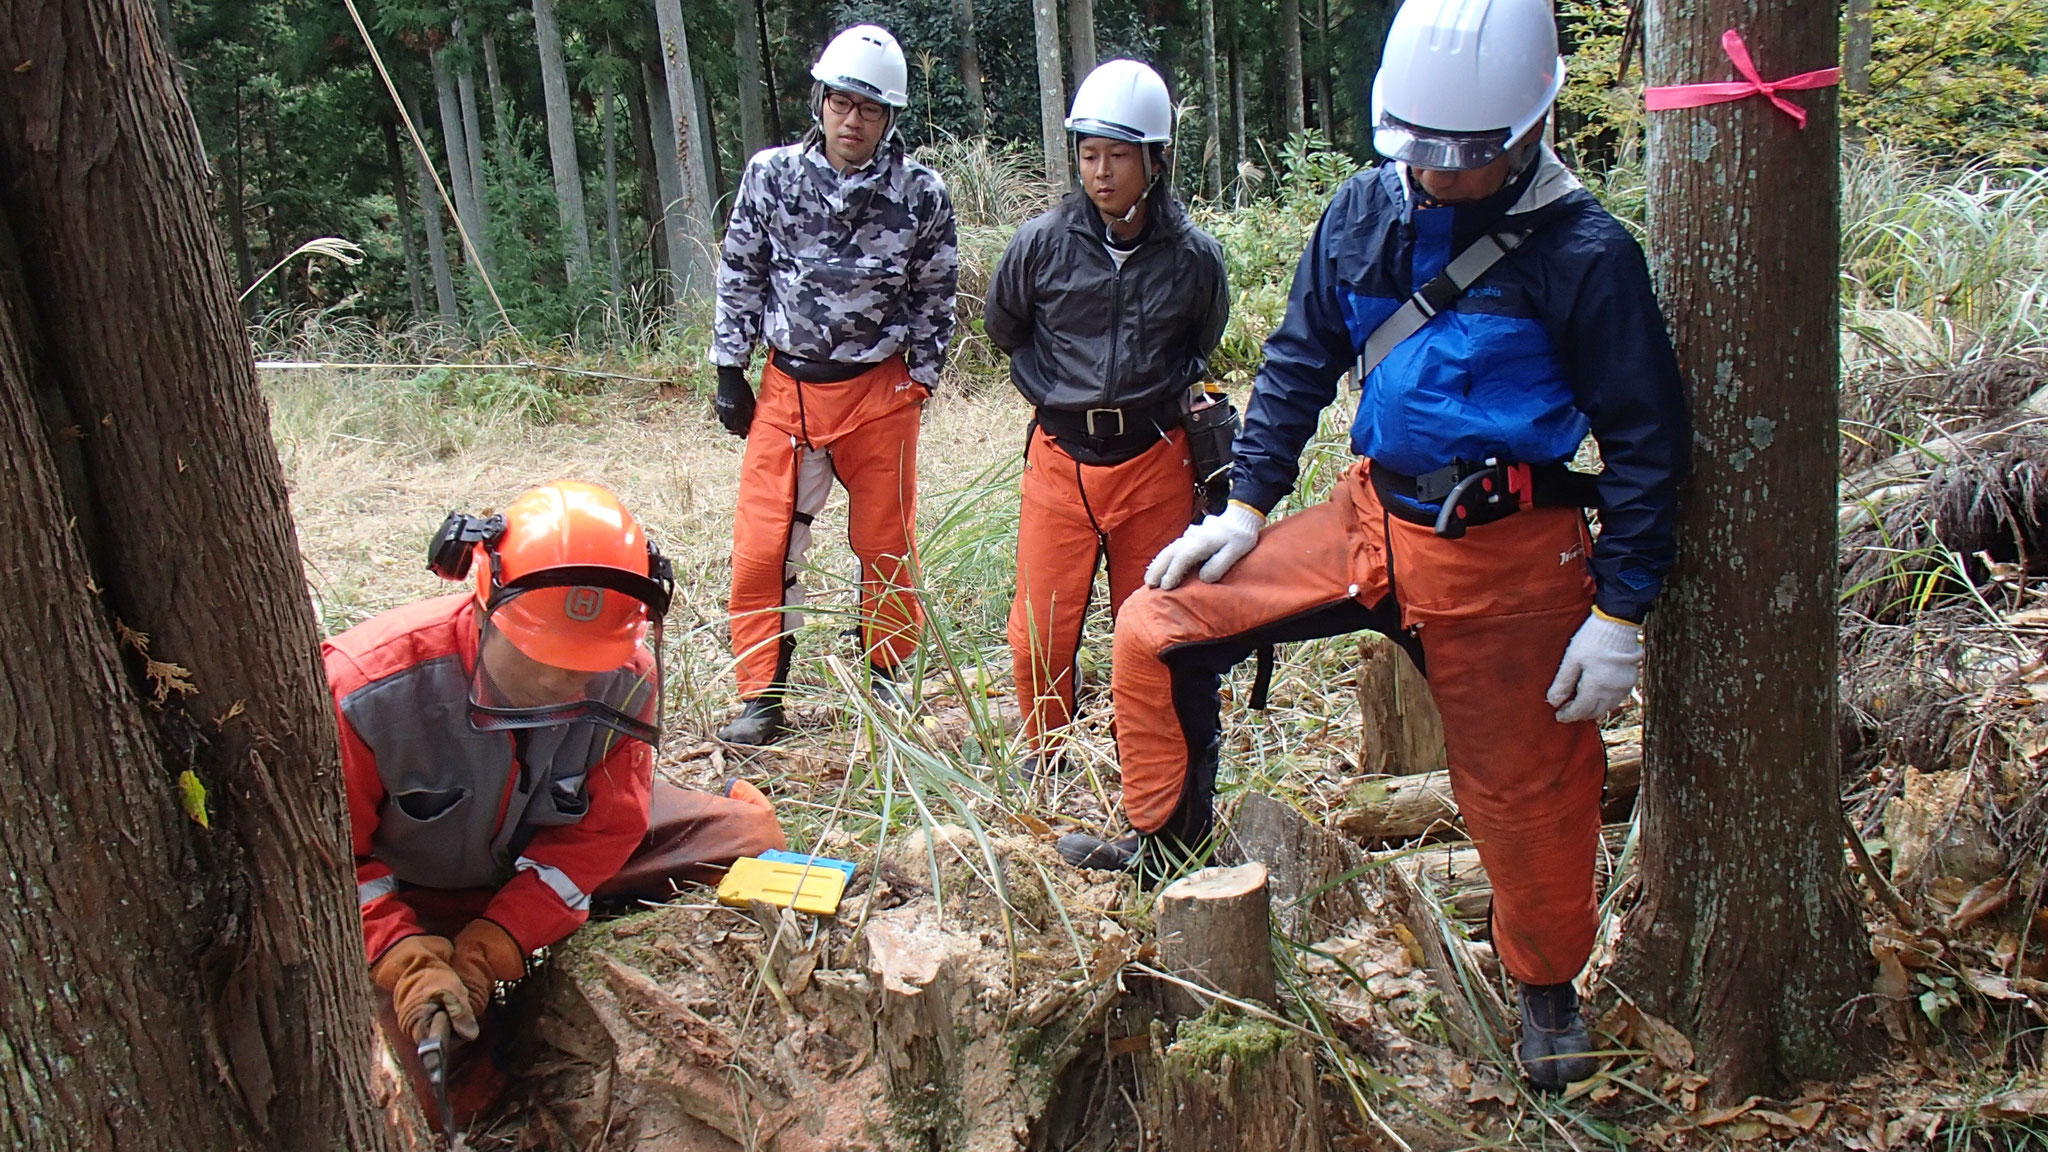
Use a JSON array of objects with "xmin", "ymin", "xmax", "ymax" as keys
[{"xmin": 1643, "ymin": 29, "xmax": 1841, "ymax": 129}]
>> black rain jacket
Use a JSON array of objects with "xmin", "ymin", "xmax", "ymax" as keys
[{"xmin": 983, "ymin": 189, "xmax": 1229, "ymax": 412}]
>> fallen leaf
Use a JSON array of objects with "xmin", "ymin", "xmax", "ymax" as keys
[
  {"xmin": 1979, "ymin": 1087, "xmax": 2048, "ymax": 1119},
  {"xmin": 1725, "ymin": 1117, "xmax": 1773, "ymax": 1142},
  {"xmin": 1875, "ymin": 946, "xmax": 1911, "ymax": 999},
  {"xmin": 1467, "ymin": 1077, "xmax": 1518, "ymax": 1108},
  {"xmin": 1635, "ymin": 1008, "xmax": 1696, "ymax": 1070},
  {"xmin": 1948, "ymin": 875, "xmax": 2015, "ymax": 931},
  {"xmin": 1014, "ymin": 811, "xmax": 1053, "ymax": 837},
  {"xmin": 1785, "ymin": 1100, "xmax": 1826, "ymax": 1130},
  {"xmin": 1695, "ymin": 1096, "xmax": 1761, "ymax": 1126},
  {"xmin": 1965, "ymin": 968, "xmax": 2029, "ymax": 1001}
]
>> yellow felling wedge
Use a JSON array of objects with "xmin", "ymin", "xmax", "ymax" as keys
[{"xmin": 716, "ymin": 856, "xmax": 848, "ymax": 917}]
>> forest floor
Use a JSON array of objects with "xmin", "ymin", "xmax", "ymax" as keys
[{"xmin": 270, "ymin": 356, "xmax": 2048, "ymax": 1151}]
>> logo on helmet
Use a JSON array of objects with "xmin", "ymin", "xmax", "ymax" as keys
[{"xmin": 564, "ymin": 587, "xmax": 606, "ymax": 622}]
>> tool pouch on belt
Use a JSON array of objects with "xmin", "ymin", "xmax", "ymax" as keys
[
  {"xmin": 1372, "ymin": 458, "xmax": 1602, "ymax": 540},
  {"xmin": 1182, "ymin": 387, "xmax": 1239, "ymax": 517}
]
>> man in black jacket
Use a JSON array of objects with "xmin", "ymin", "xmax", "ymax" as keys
[{"xmin": 983, "ymin": 59, "xmax": 1230, "ymax": 779}]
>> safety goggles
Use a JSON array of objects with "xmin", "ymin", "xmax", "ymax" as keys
[
  {"xmin": 1374, "ymin": 112, "xmax": 1513, "ymax": 173},
  {"xmin": 468, "ymin": 564, "xmax": 672, "ymax": 747}
]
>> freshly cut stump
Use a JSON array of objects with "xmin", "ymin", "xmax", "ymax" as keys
[
  {"xmin": 1357, "ymin": 632, "xmax": 1445, "ymax": 776},
  {"xmin": 1155, "ymin": 862, "xmax": 1276, "ymax": 1020}
]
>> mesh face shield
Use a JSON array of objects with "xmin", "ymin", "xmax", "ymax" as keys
[
  {"xmin": 1373, "ymin": 112, "xmax": 1513, "ymax": 172},
  {"xmin": 468, "ymin": 564, "xmax": 672, "ymax": 747}
]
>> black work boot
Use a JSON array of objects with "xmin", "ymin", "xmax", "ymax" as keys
[
  {"xmin": 716, "ymin": 697, "xmax": 787, "ymax": 745},
  {"xmin": 1517, "ymin": 981, "xmax": 1596, "ymax": 1090},
  {"xmin": 869, "ymin": 663, "xmax": 910, "ymax": 712},
  {"xmin": 719, "ymin": 638, "xmax": 792, "ymax": 745},
  {"xmin": 1057, "ymin": 831, "xmax": 1140, "ymax": 871}
]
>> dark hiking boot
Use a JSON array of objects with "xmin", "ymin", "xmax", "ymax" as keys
[
  {"xmin": 1057, "ymin": 831, "xmax": 1140, "ymax": 871},
  {"xmin": 716, "ymin": 698, "xmax": 787, "ymax": 745},
  {"xmin": 1518, "ymin": 981, "xmax": 1596, "ymax": 1091},
  {"xmin": 870, "ymin": 664, "xmax": 911, "ymax": 712},
  {"xmin": 1016, "ymin": 752, "xmax": 1064, "ymax": 785}
]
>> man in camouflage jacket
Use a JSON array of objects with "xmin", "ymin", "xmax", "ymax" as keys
[{"xmin": 709, "ymin": 24, "xmax": 959, "ymax": 744}]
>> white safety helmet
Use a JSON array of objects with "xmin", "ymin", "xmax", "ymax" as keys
[
  {"xmin": 1370, "ymin": 0, "xmax": 1565, "ymax": 171},
  {"xmin": 1066, "ymin": 59, "xmax": 1174, "ymax": 145},
  {"xmin": 811, "ymin": 24, "xmax": 909, "ymax": 109}
]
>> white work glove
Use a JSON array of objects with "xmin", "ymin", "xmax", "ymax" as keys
[
  {"xmin": 1546, "ymin": 610, "xmax": 1643, "ymax": 724},
  {"xmin": 1145, "ymin": 503, "xmax": 1266, "ymax": 591}
]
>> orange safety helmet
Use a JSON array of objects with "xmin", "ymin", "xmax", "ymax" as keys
[{"xmin": 427, "ymin": 481, "xmax": 673, "ymax": 673}]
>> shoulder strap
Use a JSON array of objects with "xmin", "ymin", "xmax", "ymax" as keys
[{"xmin": 1354, "ymin": 228, "xmax": 1534, "ymax": 385}]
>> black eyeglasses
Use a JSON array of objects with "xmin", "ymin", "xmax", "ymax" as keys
[{"xmin": 823, "ymin": 90, "xmax": 889, "ymax": 123}]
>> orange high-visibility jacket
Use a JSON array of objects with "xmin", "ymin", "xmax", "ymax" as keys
[{"xmin": 324, "ymin": 594, "xmax": 653, "ymax": 965}]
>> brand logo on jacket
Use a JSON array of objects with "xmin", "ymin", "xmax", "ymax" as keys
[{"xmin": 1559, "ymin": 543, "xmax": 1584, "ymax": 565}]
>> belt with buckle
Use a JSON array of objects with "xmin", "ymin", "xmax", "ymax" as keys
[
  {"xmin": 1371, "ymin": 458, "xmax": 1603, "ymax": 539},
  {"xmin": 1034, "ymin": 397, "xmax": 1183, "ymax": 465}
]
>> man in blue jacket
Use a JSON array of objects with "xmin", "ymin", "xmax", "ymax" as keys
[{"xmin": 1061, "ymin": 0, "xmax": 1687, "ymax": 1091}]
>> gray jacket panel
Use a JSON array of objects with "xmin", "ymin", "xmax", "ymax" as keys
[{"xmin": 984, "ymin": 191, "xmax": 1230, "ymax": 412}]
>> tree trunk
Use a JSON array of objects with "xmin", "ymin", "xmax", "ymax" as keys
[
  {"xmin": 453, "ymin": 17, "xmax": 491, "ymax": 259},
  {"xmin": 694, "ymin": 65, "xmax": 724, "ymax": 207},
  {"xmin": 629, "ymin": 70, "xmax": 670, "ymax": 291},
  {"xmin": 1315, "ymin": 0, "xmax": 1334, "ymax": 136},
  {"xmin": 1279, "ymin": 0, "xmax": 1305, "ymax": 139},
  {"xmin": 1355, "ymin": 632, "xmax": 1444, "ymax": 778},
  {"xmin": 757, "ymin": 0, "xmax": 783, "ymax": 143},
  {"xmin": 1226, "ymin": 34, "xmax": 1245, "ymax": 193},
  {"xmin": 1068, "ymin": 0, "xmax": 1096, "ymax": 79},
  {"xmin": 400, "ymin": 71, "xmax": 461, "ymax": 325},
  {"xmin": 652, "ymin": 0, "xmax": 718, "ymax": 302},
  {"xmin": 0, "ymin": 0, "xmax": 400, "ymax": 1146},
  {"xmin": 1844, "ymin": 0, "xmax": 1872, "ymax": 96},
  {"xmin": 604, "ymin": 75, "xmax": 624, "ymax": 299},
  {"xmin": 481, "ymin": 24, "xmax": 512, "ymax": 157},
  {"xmin": 1032, "ymin": 0, "xmax": 1068, "ymax": 186},
  {"xmin": 227, "ymin": 82, "xmax": 258, "ymax": 313},
  {"xmin": 733, "ymin": 0, "xmax": 769, "ymax": 159},
  {"xmin": 1614, "ymin": 0, "xmax": 1868, "ymax": 1103},
  {"xmin": 382, "ymin": 115, "xmax": 429, "ymax": 318},
  {"xmin": 1146, "ymin": 1019, "xmax": 1327, "ymax": 1152},
  {"xmin": 1198, "ymin": 0, "xmax": 1224, "ymax": 198},
  {"xmin": 431, "ymin": 45, "xmax": 488, "ymax": 281},
  {"xmin": 532, "ymin": 0, "xmax": 592, "ymax": 280},
  {"xmin": 954, "ymin": 0, "xmax": 988, "ymax": 134}
]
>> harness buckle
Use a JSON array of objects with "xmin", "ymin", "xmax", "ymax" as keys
[{"xmin": 1084, "ymin": 407, "xmax": 1126, "ymax": 437}]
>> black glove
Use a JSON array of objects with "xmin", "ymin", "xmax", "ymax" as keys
[{"xmin": 714, "ymin": 366, "xmax": 756, "ymax": 438}]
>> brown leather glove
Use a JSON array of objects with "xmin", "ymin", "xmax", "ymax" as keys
[
  {"xmin": 450, "ymin": 919, "xmax": 527, "ymax": 1020},
  {"xmin": 370, "ymin": 935, "xmax": 479, "ymax": 1042}
]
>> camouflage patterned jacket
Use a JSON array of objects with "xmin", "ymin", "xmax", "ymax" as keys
[{"xmin": 712, "ymin": 137, "xmax": 959, "ymax": 388}]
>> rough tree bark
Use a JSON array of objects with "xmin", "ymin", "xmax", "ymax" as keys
[
  {"xmin": 226, "ymin": 82, "xmax": 258, "ymax": 312},
  {"xmin": 532, "ymin": 0, "xmax": 593, "ymax": 280},
  {"xmin": 1614, "ymin": 0, "xmax": 1869, "ymax": 1102},
  {"xmin": 1198, "ymin": 0, "xmax": 1224, "ymax": 198},
  {"xmin": 603, "ymin": 72, "xmax": 624, "ymax": 299},
  {"xmin": 451, "ymin": 14, "xmax": 491, "ymax": 263},
  {"xmin": 733, "ymin": 0, "xmax": 769, "ymax": 160},
  {"xmin": 431, "ymin": 44, "xmax": 488, "ymax": 281},
  {"xmin": 399, "ymin": 70, "xmax": 461, "ymax": 325},
  {"xmin": 1315, "ymin": 0, "xmax": 1334, "ymax": 135},
  {"xmin": 629, "ymin": 71, "xmax": 670, "ymax": 290},
  {"xmin": 1032, "ymin": 0, "xmax": 1068, "ymax": 186},
  {"xmin": 954, "ymin": 0, "xmax": 988, "ymax": 134},
  {"xmin": 382, "ymin": 115, "xmax": 429, "ymax": 318},
  {"xmin": 1068, "ymin": 0, "xmax": 1096, "ymax": 80},
  {"xmin": 652, "ymin": 0, "xmax": 717, "ymax": 301},
  {"xmin": 1279, "ymin": 0, "xmax": 1305, "ymax": 139},
  {"xmin": 0, "ymin": 0, "xmax": 399, "ymax": 1147},
  {"xmin": 1844, "ymin": 0, "xmax": 1872, "ymax": 96}
]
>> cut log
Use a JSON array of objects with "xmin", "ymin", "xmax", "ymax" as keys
[
  {"xmin": 1155, "ymin": 863, "xmax": 1276, "ymax": 1020},
  {"xmin": 1222, "ymin": 793, "xmax": 1367, "ymax": 942},
  {"xmin": 1146, "ymin": 1012, "xmax": 1328, "ymax": 1152},
  {"xmin": 1340, "ymin": 726, "xmax": 1643, "ymax": 842},
  {"xmin": 1357, "ymin": 633, "xmax": 1445, "ymax": 776}
]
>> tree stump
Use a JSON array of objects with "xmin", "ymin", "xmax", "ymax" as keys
[
  {"xmin": 1358, "ymin": 633, "xmax": 1446, "ymax": 776},
  {"xmin": 1147, "ymin": 1013, "xmax": 1328, "ymax": 1152},
  {"xmin": 1222, "ymin": 794, "xmax": 1366, "ymax": 942},
  {"xmin": 1155, "ymin": 863, "xmax": 1276, "ymax": 1020}
]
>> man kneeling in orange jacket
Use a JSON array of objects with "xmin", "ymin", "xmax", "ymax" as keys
[{"xmin": 324, "ymin": 481, "xmax": 785, "ymax": 1120}]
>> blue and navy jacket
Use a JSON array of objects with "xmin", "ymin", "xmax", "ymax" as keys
[{"xmin": 1230, "ymin": 148, "xmax": 1687, "ymax": 622}]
